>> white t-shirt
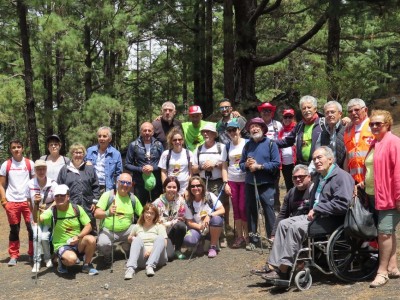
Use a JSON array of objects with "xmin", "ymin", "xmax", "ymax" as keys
[
  {"xmin": 281, "ymin": 130, "xmax": 294, "ymax": 165},
  {"xmin": 25, "ymin": 177, "xmax": 58, "ymax": 208},
  {"xmin": 184, "ymin": 192, "xmax": 222, "ymax": 224},
  {"xmin": 0, "ymin": 158, "xmax": 35, "ymax": 202},
  {"xmin": 266, "ymin": 120, "xmax": 283, "ymax": 141},
  {"xmin": 40, "ymin": 155, "xmax": 69, "ymax": 181},
  {"xmin": 193, "ymin": 142, "xmax": 227, "ymax": 180},
  {"xmin": 226, "ymin": 139, "xmax": 246, "ymax": 182},
  {"xmin": 158, "ymin": 149, "xmax": 194, "ymax": 194}
]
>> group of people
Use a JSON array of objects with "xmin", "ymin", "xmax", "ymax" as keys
[{"xmin": 0, "ymin": 97, "xmax": 399, "ymax": 288}]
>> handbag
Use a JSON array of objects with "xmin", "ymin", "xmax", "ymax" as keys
[{"xmin": 344, "ymin": 187, "xmax": 377, "ymax": 240}]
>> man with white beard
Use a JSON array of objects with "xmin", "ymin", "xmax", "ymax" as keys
[{"xmin": 239, "ymin": 118, "xmax": 280, "ymax": 251}]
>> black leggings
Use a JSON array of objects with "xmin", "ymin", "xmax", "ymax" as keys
[{"xmin": 168, "ymin": 221, "xmax": 187, "ymax": 251}]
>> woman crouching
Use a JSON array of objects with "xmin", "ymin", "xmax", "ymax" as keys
[
  {"xmin": 183, "ymin": 176, "xmax": 225, "ymax": 258},
  {"xmin": 124, "ymin": 203, "xmax": 167, "ymax": 279}
]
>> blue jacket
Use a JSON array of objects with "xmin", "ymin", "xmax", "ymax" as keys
[
  {"xmin": 125, "ymin": 137, "xmax": 164, "ymax": 185},
  {"xmin": 239, "ymin": 137, "xmax": 280, "ymax": 185},
  {"xmin": 85, "ymin": 144, "xmax": 123, "ymax": 191}
]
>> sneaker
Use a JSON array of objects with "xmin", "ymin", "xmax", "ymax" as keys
[
  {"xmin": 145, "ymin": 266, "xmax": 155, "ymax": 277},
  {"xmin": 45, "ymin": 259, "xmax": 53, "ymax": 268},
  {"xmin": 31, "ymin": 262, "xmax": 41, "ymax": 273},
  {"xmin": 124, "ymin": 267, "xmax": 135, "ymax": 280},
  {"xmin": 174, "ymin": 250, "xmax": 186, "ymax": 260},
  {"xmin": 82, "ymin": 263, "xmax": 99, "ymax": 275},
  {"xmin": 246, "ymin": 242, "xmax": 257, "ymax": 251},
  {"xmin": 57, "ymin": 258, "xmax": 68, "ymax": 274},
  {"xmin": 219, "ymin": 237, "xmax": 228, "ymax": 248},
  {"xmin": 8, "ymin": 257, "xmax": 17, "ymax": 266},
  {"xmin": 208, "ymin": 246, "xmax": 218, "ymax": 258}
]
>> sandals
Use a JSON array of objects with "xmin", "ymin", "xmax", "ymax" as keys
[
  {"xmin": 250, "ymin": 264, "xmax": 274, "ymax": 276},
  {"xmin": 388, "ymin": 269, "xmax": 400, "ymax": 279},
  {"xmin": 370, "ymin": 273, "xmax": 389, "ymax": 288}
]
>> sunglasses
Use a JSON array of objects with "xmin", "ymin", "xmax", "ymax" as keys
[
  {"xmin": 119, "ymin": 180, "xmax": 133, "ymax": 186},
  {"xmin": 226, "ymin": 128, "xmax": 238, "ymax": 133},
  {"xmin": 173, "ymin": 138, "xmax": 183, "ymax": 142},
  {"xmin": 283, "ymin": 115, "xmax": 294, "ymax": 119},
  {"xmin": 292, "ymin": 175, "xmax": 308, "ymax": 180},
  {"xmin": 369, "ymin": 122, "xmax": 386, "ymax": 128},
  {"xmin": 190, "ymin": 184, "xmax": 202, "ymax": 188},
  {"xmin": 219, "ymin": 106, "xmax": 231, "ymax": 111}
]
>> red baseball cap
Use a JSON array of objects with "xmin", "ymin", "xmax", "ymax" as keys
[
  {"xmin": 282, "ymin": 109, "xmax": 295, "ymax": 116},
  {"xmin": 189, "ymin": 105, "xmax": 202, "ymax": 114}
]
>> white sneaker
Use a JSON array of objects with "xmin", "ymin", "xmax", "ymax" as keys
[
  {"xmin": 45, "ymin": 259, "xmax": 53, "ymax": 268},
  {"xmin": 145, "ymin": 266, "xmax": 155, "ymax": 277},
  {"xmin": 31, "ymin": 262, "xmax": 41, "ymax": 273}
]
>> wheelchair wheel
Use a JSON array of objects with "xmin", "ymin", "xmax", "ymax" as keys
[
  {"xmin": 327, "ymin": 225, "xmax": 378, "ymax": 282},
  {"xmin": 294, "ymin": 269, "xmax": 312, "ymax": 291}
]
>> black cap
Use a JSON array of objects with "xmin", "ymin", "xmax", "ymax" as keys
[{"xmin": 46, "ymin": 134, "xmax": 61, "ymax": 143}]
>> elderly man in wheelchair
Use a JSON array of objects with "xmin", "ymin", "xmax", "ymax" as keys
[{"xmin": 261, "ymin": 146, "xmax": 376, "ymax": 289}]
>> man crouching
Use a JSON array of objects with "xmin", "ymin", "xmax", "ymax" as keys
[{"xmin": 37, "ymin": 184, "xmax": 98, "ymax": 275}]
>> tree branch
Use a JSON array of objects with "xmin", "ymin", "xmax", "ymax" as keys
[
  {"xmin": 263, "ymin": 0, "xmax": 283, "ymax": 14},
  {"xmin": 248, "ymin": 0, "xmax": 270, "ymax": 25},
  {"xmin": 254, "ymin": 12, "xmax": 328, "ymax": 67}
]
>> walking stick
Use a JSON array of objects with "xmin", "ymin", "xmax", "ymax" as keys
[
  {"xmin": 253, "ymin": 174, "xmax": 264, "ymax": 254},
  {"xmin": 35, "ymin": 204, "xmax": 40, "ymax": 284},
  {"xmin": 110, "ymin": 200, "xmax": 115, "ymax": 273}
]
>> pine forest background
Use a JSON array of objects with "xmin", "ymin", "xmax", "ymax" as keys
[{"xmin": 0, "ymin": 0, "xmax": 399, "ymax": 160}]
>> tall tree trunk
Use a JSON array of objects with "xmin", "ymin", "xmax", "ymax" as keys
[
  {"xmin": 326, "ymin": 0, "xmax": 341, "ymax": 101},
  {"xmin": 182, "ymin": 43, "xmax": 188, "ymax": 112},
  {"xmin": 16, "ymin": 0, "xmax": 40, "ymax": 159},
  {"xmin": 233, "ymin": 1, "xmax": 258, "ymax": 102},
  {"xmin": 193, "ymin": 0, "xmax": 202, "ymax": 106},
  {"xmin": 43, "ymin": 40, "xmax": 53, "ymax": 139},
  {"xmin": 223, "ymin": 0, "xmax": 235, "ymax": 103},
  {"xmin": 84, "ymin": 24, "xmax": 93, "ymax": 100},
  {"xmin": 204, "ymin": 0, "xmax": 213, "ymax": 117}
]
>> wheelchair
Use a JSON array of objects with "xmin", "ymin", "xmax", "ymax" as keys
[{"xmin": 265, "ymin": 215, "xmax": 379, "ymax": 291}]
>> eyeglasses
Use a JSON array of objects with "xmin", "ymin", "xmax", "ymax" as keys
[
  {"xmin": 119, "ymin": 180, "xmax": 133, "ymax": 186},
  {"xmin": 261, "ymin": 109, "xmax": 272, "ymax": 113},
  {"xmin": 347, "ymin": 107, "xmax": 365, "ymax": 114},
  {"xmin": 283, "ymin": 115, "xmax": 294, "ymax": 119},
  {"xmin": 226, "ymin": 128, "xmax": 237, "ymax": 133},
  {"xmin": 190, "ymin": 184, "xmax": 202, "ymax": 188},
  {"xmin": 369, "ymin": 122, "xmax": 386, "ymax": 128},
  {"xmin": 219, "ymin": 106, "xmax": 231, "ymax": 111},
  {"xmin": 173, "ymin": 138, "xmax": 183, "ymax": 142},
  {"xmin": 292, "ymin": 175, "xmax": 308, "ymax": 180}
]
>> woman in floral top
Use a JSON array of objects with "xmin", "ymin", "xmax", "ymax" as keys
[{"xmin": 153, "ymin": 177, "xmax": 187, "ymax": 260}]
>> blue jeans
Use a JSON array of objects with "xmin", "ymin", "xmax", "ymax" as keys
[{"xmin": 245, "ymin": 183, "xmax": 276, "ymax": 243}]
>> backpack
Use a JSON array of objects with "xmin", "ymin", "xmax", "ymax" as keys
[
  {"xmin": 100, "ymin": 190, "xmax": 138, "ymax": 228},
  {"xmin": 52, "ymin": 203, "xmax": 83, "ymax": 229},
  {"xmin": 196, "ymin": 142, "xmax": 222, "ymax": 166},
  {"xmin": 44, "ymin": 155, "xmax": 68, "ymax": 164},
  {"xmin": 6, "ymin": 158, "xmax": 32, "ymax": 186},
  {"xmin": 187, "ymin": 192, "xmax": 214, "ymax": 216},
  {"xmin": 166, "ymin": 149, "xmax": 191, "ymax": 173}
]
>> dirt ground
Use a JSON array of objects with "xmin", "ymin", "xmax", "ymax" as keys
[{"xmin": 1, "ymin": 116, "xmax": 400, "ymax": 299}]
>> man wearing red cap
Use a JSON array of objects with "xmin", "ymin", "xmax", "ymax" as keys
[{"xmin": 182, "ymin": 105, "xmax": 213, "ymax": 152}]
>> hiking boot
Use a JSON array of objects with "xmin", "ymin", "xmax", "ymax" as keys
[
  {"xmin": 45, "ymin": 259, "xmax": 53, "ymax": 268},
  {"xmin": 196, "ymin": 240, "xmax": 204, "ymax": 256},
  {"xmin": 31, "ymin": 262, "xmax": 41, "ymax": 273},
  {"xmin": 103, "ymin": 254, "xmax": 112, "ymax": 268},
  {"xmin": 8, "ymin": 257, "xmax": 17, "ymax": 266},
  {"xmin": 246, "ymin": 243, "xmax": 257, "ymax": 251},
  {"xmin": 124, "ymin": 267, "xmax": 135, "ymax": 280},
  {"xmin": 82, "ymin": 263, "xmax": 99, "ymax": 275},
  {"xmin": 145, "ymin": 266, "xmax": 155, "ymax": 277},
  {"xmin": 208, "ymin": 245, "xmax": 218, "ymax": 258},
  {"xmin": 57, "ymin": 258, "xmax": 68, "ymax": 274}
]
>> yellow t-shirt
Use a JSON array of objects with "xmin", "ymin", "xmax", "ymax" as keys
[{"xmin": 364, "ymin": 149, "xmax": 375, "ymax": 195}]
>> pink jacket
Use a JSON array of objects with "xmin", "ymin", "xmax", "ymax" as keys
[{"xmin": 369, "ymin": 132, "xmax": 400, "ymax": 210}]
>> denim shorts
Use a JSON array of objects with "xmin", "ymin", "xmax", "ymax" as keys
[
  {"xmin": 378, "ymin": 209, "xmax": 400, "ymax": 234},
  {"xmin": 56, "ymin": 244, "xmax": 83, "ymax": 259}
]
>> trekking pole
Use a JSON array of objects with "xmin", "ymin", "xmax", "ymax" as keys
[
  {"xmin": 253, "ymin": 174, "xmax": 264, "ymax": 255},
  {"xmin": 110, "ymin": 200, "xmax": 115, "ymax": 273},
  {"xmin": 188, "ymin": 182, "xmax": 226, "ymax": 262},
  {"xmin": 205, "ymin": 171, "xmax": 211, "ymax": 192},
  {"xmin": 35, "ymin": 203, "xmax": 40, "ymax": 284}
]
